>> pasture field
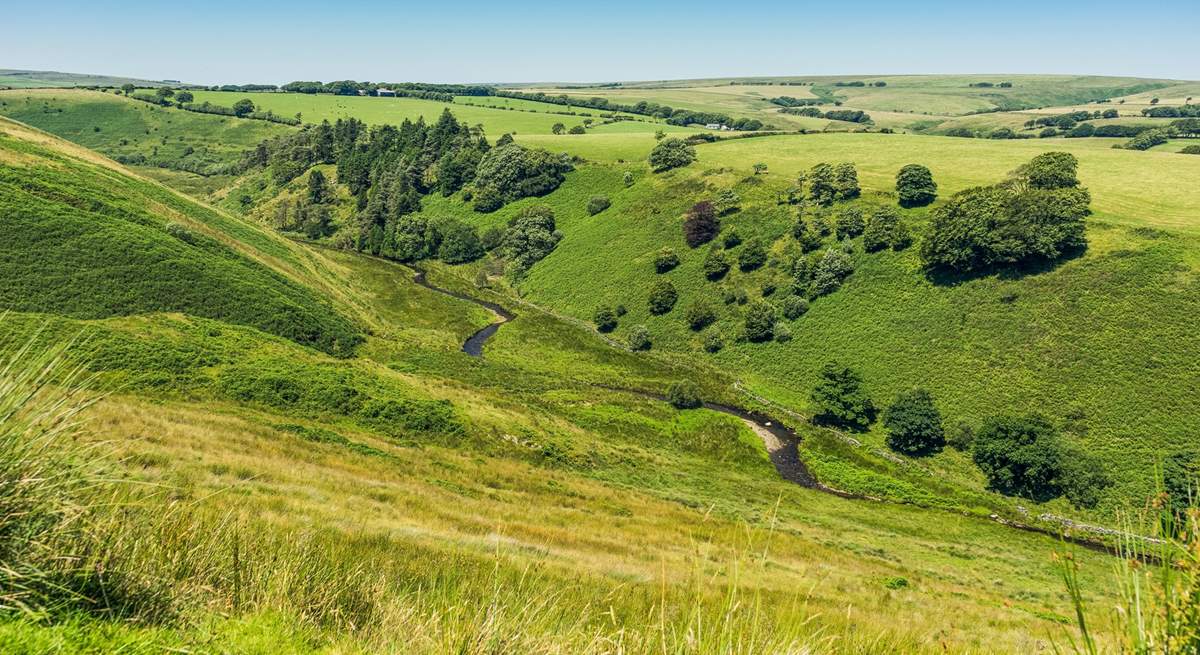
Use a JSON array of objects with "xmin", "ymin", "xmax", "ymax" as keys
[
  {"xmin": 0, "ymin": 118, "xmax": 1129, "ymax": 653},
  {"xmin": 0, "ymin": 68, "xmax": 171, "ymax": 89}
]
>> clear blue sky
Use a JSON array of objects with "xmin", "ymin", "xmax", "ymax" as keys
[{"xmin": 3, "ymin": 0, "xmax": 1197, "ymax": 84}]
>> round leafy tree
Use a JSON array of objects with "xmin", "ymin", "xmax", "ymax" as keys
[
  {"xmin": 666, "ymin": 380, "xmax": 703, "ymax": 409},
  {"xmin": 895, "ymin": 164, "xmax": 937, "ymax": 208},
  {"xmin": 811, "ymin": 362, "xmax": 875, "ymax": 429},
  {"xmin": 780, "ymin": 295, "xmax": 809, "ymax": 320},
  {"xmin": 647, "ymin": 280, "xmax": 678, "ymax": 315},
  {"xmin": 835, "ymin": 207, "xmax": 865, "ymax": 240},
  {"xmin": 702, "ymin": 248, "xmax": 730, "ymax": 280},
  {"xmin": 684, "ymin": 300, "xmax": 717, "ymax": 331},
  {"xmin": 883, "ymin": 389, "xmax": 945, "ymax": 455},
  {"xmin": 703, "ymin": 329, "xmax": 724, "ymax": 353},
  {"xmin": 649, "ymin": 138, "xmax": 697, "ymax": 172},
  {"xmin": 587, "ymin": 195, "xmax": 611, "ymax": 215},
  {"xmin": 971, "ymin": 414, "xmax": 1064, "ymax": 501},
  {"xmin": 742, "ymin": 301, "xmax": 777, "ymax": 342},
  {"xmin": 738, "ymin": 239, "xmax": 768, "ymax": 271}
]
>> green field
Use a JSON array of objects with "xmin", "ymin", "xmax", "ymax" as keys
[
  {"xmin": 0, "ymin": 117, "xmax": 1135, "ymax": 653},
  {"xmin": 0, "ymin": 68, "xmax": 173, "ymax": 89}
]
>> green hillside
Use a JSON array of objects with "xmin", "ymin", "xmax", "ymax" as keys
[
  {"xmin": 0, "ymin": 117, "xmax": 360, "ymax": 356},
  {"xmin": 0, "ymin": 108, "xmax": 1134, "ymax": 653},
  {"xmin": 0, "ymin": 68, "xmax": 174, "ymax": 89}
]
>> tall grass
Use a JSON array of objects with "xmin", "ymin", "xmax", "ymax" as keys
[{"xmin": 1058, "ymin": 495, "xmax": 1200, "ymax": 653}]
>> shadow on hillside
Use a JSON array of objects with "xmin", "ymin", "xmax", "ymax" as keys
[{"xmin": 923, "ymin": 244, "xmax": 1088, "ymax": 287}]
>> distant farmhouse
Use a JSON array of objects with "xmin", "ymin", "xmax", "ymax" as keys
[{"xmin": 376, "ymin": 88, "xmax": 396, "ymax": 97}]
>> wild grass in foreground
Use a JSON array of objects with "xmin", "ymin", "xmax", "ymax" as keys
[
  {"xmin": 0, "ymin": 334, "xmax": 989, "ymax": 653},
  {"xmin": 1058, "ymin": 490, "xmax": 1200, "ymax": 654}
]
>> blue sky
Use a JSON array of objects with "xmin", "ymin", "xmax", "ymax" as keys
[{"xmin": 3, "ymin": 0, "xmax": 1197, "ymax": 84}]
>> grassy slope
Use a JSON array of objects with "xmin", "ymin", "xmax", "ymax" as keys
[
  {"xmin": 0, "ymin": 89, "xmax": 293, "ymax": 195},
  {"xmin": 0, "ymin": 68, "xmax": 172, "ymax": 89},
  {"xmin": 420, "ymin": 131, "xmax": 1200, "ymax": 509},
  {"xmin": 0, "ymin": 115, "xmax": 1123, "ymax": 652}
]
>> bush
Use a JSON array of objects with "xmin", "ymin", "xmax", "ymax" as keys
[
  {"xmin": 649, "ymin": 138, "xmax": 696, "ymax": 172},
  {"xmin": 737, "ymin": 239, "xmax": 768, "ymax": 271},
  {"xmin": 714, "ymin": 189, "xmax": 741, "ymax": 216},
  {"xmin": 683, "ymin": 201, "xmax": 720, "ymax": 248},
  {"xmin": 628, "ymin": 325, "xmax": 651, "ymax": 351},
  {"xmin": 742, "ymin": 301, "xmax": 776, "ymax": 343},
  {"xmin": 833, "ymin": 163, "xmax": 860, "ymax": 201},
  {"xmin": 647, "ymin": 280, "xmax": 678, "ymax": 314},
  {"xmin": 883, "ymin": 389, "xmax": 945, "ymax": 455},
  {"xmin": 792, "ymin": 219, "xmax": 822, "ymax": 252},
  {"xmin": 780, "ymin": 295, "xmax": 809, "ymax": 320},
  {"xmin": 1181, "ymin": 145, "xmax": 1200, "ymax": 155},
  {"xmin": 723, "ymin": 229, "xmax": 743, "ymax": 248},
  {"xmin": 623, "ymin": 171, "xmax": 634, "ymax": 186},
  {"xmin": 593, "ymin": 305, "xmax": 618, "ymax": 332},
  {"xmin": 615, "ymin": 304, "xmax": 627, "ymax": 316},
  {"xmin": 684, "ymin": 300, "xmax": 717, "ymax": 330},
  {"xmin": 895, "ymin": 164, "xmax": 937, "ymax": 208},
  {"xmin": 947, "ymin": 421, "xmax": 975, "ymax": 451},
  {"xmin": 654, "ymin": 248, "xmax": 680, "ymax": 273},
  {"xmin": 812, "ymin": 248, "xmax": 854, "ymax": 296},
  {"xmin": 666, "ymin": 380, "xmax": 703, "ymax": 409},
  {"xmin": 773, "ymin": 323, "xmax": 792, "ymax": 343},
  {"xmin": 702, "ymin": 248, "xmax": 730, "ymax": 280},
  {"xmin": 567, "ymin": 125, "xmax": 586, "ymax": 135},
  {"xmin": 811, "ymin": 362, "xmax": 875, "ymax": 430},
  {"xmin": 472, "ymin": 186, "xmax": 504, "ymax": 213},
  {"xmin": 703, "ymin": 330, "xmax": 724, "ymax": 353},
  {"xmin": 587, "ymin": 195, "xmax": 611, "ymax": 215},
  {"xmin": 835, "ymin": 207, "xmax": 865, "ymax": 240}
]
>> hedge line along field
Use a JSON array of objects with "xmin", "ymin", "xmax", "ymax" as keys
[
  {"xmin": 0, "ymin": 118, "xmax": 1124, "ymax": 653},
  {"xmin": 186, "ymin": 89, "xmax": 694, "ymax": 137}
]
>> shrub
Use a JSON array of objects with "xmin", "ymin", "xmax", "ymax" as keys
[
  {"xmin": 587, "ymin": 195, "xmax": 611, "ymax": 215},
  {"xmin": 683, "ymin": 201, "xmax": 720, "ymax": 247},
  {"xmin": 628, "ymin": 325, "xmax": 651, "ymax": 351},
  {"xmin": 1182, "ymin": 145, "xmax": 1200, "ymax": 155},
  {"xmin": 647, "ymin": 280, "xmax": 678, "ymax": 314},
  {"xmin": 835, "ymin": 207, "xmax": 865, "ymax": 240},
  {"xmin": 773, "ymin": 323, "xmax": 792, "ymax": 343},
  {"xmin": 703, "ymin": 329, "xmax": 724, "ymax": 352},
  {"xmin": 567, "ymin": 125, "xmax": 586, "ymax": 134},
  {"xmin": 780, "ymin": 295, "xmax": 809, "ymax": 320},
  {"xmin": 883, "ymin": 389, "xmax": 945, "ymax": 455},
  {"xmin": 615, "ymin": 304, "xmax": 627, "ymax": 316},
  {"xmin": 947, "ymin": 421, "xmax": 975, "ymax": 451},
  {"xmin": 649, "ymin": 138, "xmax": 696, "ymax": 172},
  {"xmin": 472, "ymin": 186, "xmax": 504, "ymax": 213},
  {"xmin": 593, "ymin": 305, "xmax": 618, "ymax": 332},
  {"xmin": 165, "ymin": 221, "xmax": 197, "ymax": 244},
  {"xmin": 654, "ymin": 248, "xmax": 680, "ymax": 273},
  {"xmin": 702, "ymin": 248, "xmax": 730, "ymax": 280},
  {"xmin": 684, "ymin": 300, "xmax": 717, "ymax": 331},
  {"xmin": 742, "ymin": 301, "xmax": 777, "ymax": 342},
  {"xmin": 666, "ymin": 380, "xmax": 703, "ymax": 409},
  {"xmin": 1039, "ymin": 128, "xmax": 1058, "ymax": 138},
  {"xmin": 623, "ymin": 171, "xmax": 634, "ymax": 186},
  {"xmin": 812, "ymin": 248, "xmax": 854, "ymax": 296},
  {"xmin": 738, "ymin": 239, "xmax": 768, "ymax": 271},
  {"xmin": 715, "ymin": 189, "xmax": 741, "ymax": 215},
  {"xmin": 811, "ymin": 362, "xmax": 875, "ymax": 429},
  {"xmin": 723, "ymin": 229, "xmax": 743, "ymax": 248},
  {"xmin": 895, "ymin": 164, "xmax": 937, "ymax": 208}
]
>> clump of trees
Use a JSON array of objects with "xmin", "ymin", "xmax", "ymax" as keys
[
  {"xmin": 806, "ymin": 162, "xmax": 860, "ymax": 206},
  {"xmin": 862, "ymin": 207, "xmax": 911, "ymax": 252},
  {"xmin": 972, "ymin": 414, "xmax": 1108, "ymax": 508},
  {"xmin": 895, "ymin": 164, "xmax": 937, "ymax": 208},
  {"xmin": 472, "ymin": 142, "xmax": 574, "ymax": 212},
  {"xmin": 649, "ymin": 138, "xmax": 696, "ymax": 172},
  {"xmin": 501, "ymin": 205, "xmax": 562, "ymax": 275},
  {"xmin": 920, "ymin": 152, "xmax": 1089, "ymax": 273}
]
